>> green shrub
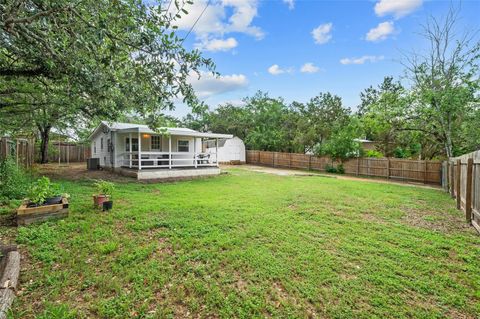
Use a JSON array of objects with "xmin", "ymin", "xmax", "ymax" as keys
[
  {"xmin": 0, "ymin": 158, "xmax": 30, "ymax": 202},
  {"xmin": 337, "ymin": 163, "xmax": 345, "ymax": 174},
  {"xmin": 365, "ymin": 150, "xmax": 384, "ymax": 158},
  {"xmin": 325, "ymin": 164, "xmax": 337, "ymax": 173},
  {"xmin": 27, "ymin": 176, "xmax": 61, "ymax": 205},
  {"xmin": 325, "ymin": 164, "xmax": 345, "ymax": 174}
]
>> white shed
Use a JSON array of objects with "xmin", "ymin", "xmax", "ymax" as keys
[{"xmin": 204, "ymin": 136, "xmax": 246, "ymax": 164}]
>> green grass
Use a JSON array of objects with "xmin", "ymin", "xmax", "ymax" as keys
[{"xmin": 3, "ymin": 168, "xmax": 480, "ymax": 318}]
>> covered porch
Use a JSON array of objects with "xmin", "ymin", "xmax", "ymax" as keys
[{"xmin": 114, "ymin": 126, "xmax": 233, "ymax": 172}]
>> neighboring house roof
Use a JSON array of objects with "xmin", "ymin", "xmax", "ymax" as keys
[{"xmin": 89, "ymin": 121, "xmax": 233, "ymax": 140}]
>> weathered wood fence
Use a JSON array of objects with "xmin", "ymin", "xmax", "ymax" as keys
[
  {"xmin": 246, "ymin": 150, "xmax": 442, "ymax": 185},
  {"xmin": 444, "ymin": 150, "xmax": 480, "ymax": 234},
  {"xmin": 0, "ymin": 137, "xmax": 35, "ymax": 168},
  {"xmin": 35, "ymin": 142, "xmax": 90, "ymax": 163}
]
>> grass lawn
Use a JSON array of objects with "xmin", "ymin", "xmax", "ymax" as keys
[{"xmin": 2, "ymin": 167, "xmax": 479, "ymax": 318}]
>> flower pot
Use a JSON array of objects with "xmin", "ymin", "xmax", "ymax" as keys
[
  {"xmin": 102, "ymin": 201, "xmax": 113, "ymax": 211},
  {"xmin": 45, "ymin": 195, "xmax": 63, "ymax": 205},
  {"xmin": 93, "ymin": 194, "xmax": 110, "ymax": 207}
]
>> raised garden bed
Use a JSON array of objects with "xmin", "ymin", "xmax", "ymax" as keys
[{"xmin": 16, "ymin": 198, "xmax": 69, "ymax": 226}]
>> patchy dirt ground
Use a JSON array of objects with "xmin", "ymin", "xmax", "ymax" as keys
[
  {"xmin": 232, "ymin": 164, "xmax": 442, "ymax": 190},
  {"xmin": 33, "ymin": 163, "xmax": 134, "ymax": 182}
]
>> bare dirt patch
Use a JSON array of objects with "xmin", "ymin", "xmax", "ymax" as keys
[
  {"xmin": 400, "ymin": 206, "xmax": 475, "ymax": 234},
  {"xmin": 34, "ymin": 163, "xmax": 134, "ymax": 182}
]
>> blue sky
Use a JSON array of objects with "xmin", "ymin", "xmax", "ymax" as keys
[{"xmin": 168, "ymin": 0, "xmax": 480, "ymax": 117}]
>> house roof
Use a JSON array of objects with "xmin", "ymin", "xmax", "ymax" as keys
[{"xmin": 89, "ymin": 121, "xmax": 233, "ymax": 140}]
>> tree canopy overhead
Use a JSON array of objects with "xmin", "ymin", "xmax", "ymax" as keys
[{"xmin": 1, "ymin": 0, "xmax": 214, "ymax": 162}]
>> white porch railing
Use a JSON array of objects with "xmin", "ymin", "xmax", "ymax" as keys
[{"xmin": 118, "ymin": 152, "xmax": 218, "ymax": 169}]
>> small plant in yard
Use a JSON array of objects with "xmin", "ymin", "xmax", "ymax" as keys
[
  {"xmin": 93, "ymin": 180, "xmax": 115, "ymax": 210},
  {"xmin": 27, "ymin": 177, "xmax": 62, "ymax": 206},
  {"xmin": 0, "ymin": 158, "xmax": 30, "ymax": 203}
]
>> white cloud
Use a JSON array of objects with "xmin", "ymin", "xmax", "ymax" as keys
[
  {"xmin": 340, "ymin": 55, "xmax": 385, "ymax": 65},
  {"xmin": 195, "ymin": 37, "xmax": 238, "ymax": 52},
  {"xmin": 170, "ymin": 0, "xmax": 264, "ymax": 40},
  {"xmin": 300, "ymin": 63, "xmax": 320, "ymax": 73},
  {"xmin": 312, "ymin": 23, "xmax": 333, "ymax": 45},
  {"xmin": 366, "ymin": 21, "xmax": 396, "ymax": 42},
  {"xmin": 267, "ymin": 64, "xmax": 294, "ymax": 75},
  {"xmin": 268, "ymin": 64, "xmax": 285, "ymax": 75},
  {"xmin": 374, "ymin": 0, "xmax": 423, "ymax": 19},
  {"xmin": 283, "ymin": 0, "xmax": 295, "ymax": 10},
  {"xmin": 188, "ymin": 71, "xmax": 248, "ymax": 98}
]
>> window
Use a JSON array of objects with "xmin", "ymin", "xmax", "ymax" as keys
[
  {"xmin": 94, "ymin": 142, "xmax": 96, "ymax": 154},
  {"xmin": 100, "ymin": 138, "xmax": 104, "ymax": 151},
  {"xmin": 107, "ymin": 139, "xmax": 111, "ymax": 152},
  {"xmin": 151, "ymin": 136, "xmax": 161, "ymax": 150},
  {"xmin": 178, "ymin": 140, "xmax": 189, "ymax": 152},
  {"xmin": 125, "ymin": 137, "xmax": 139, "ymax": 152}
]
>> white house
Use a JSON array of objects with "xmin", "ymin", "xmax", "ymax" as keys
[
  {"xmin": 89, "ymin": 121, "xmax": 233, "ymax": 180},
  {"xmin": 204, "ymin": 136, "xmax": 246, "ymax": 164}
]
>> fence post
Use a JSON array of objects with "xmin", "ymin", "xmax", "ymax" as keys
[
  {"xmin": 450, "ymin": 161, "xmax": 455, "ymax": 198},
  {"xmin": 308, "ymin": 155, "xmax": 312, "ymax": 171},
  {"xmin": 424, "ymin": 160, "xmax": 427, "ymax": 184},
  {"xmin": 356, "ymin": 157, "xmax": 360, "ymax": 176},
  {"xmin": 456, "ymin": 159, "xmax": 461, "ymax": 210},
  {"xmin": 272, "ymin": 152, "xmax": 275, "ymax": 168},
  {"xmin": 466, "ymin": 158, "xmax": 473, "ymax": 223},
  {"xmin": 386, "ymin": 157, "xmax": 390, "ymax": 179},
  {"xmin": 0, "ymin": 137, "xmax": 8, "ymax": 160}
]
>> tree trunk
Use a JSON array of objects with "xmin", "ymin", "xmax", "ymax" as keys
[{"xmin": 39, "ymin": 126, "xmax": 51, "ymax": 164}]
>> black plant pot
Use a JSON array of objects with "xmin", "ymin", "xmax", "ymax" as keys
[
  {"xmin": 102, "ymin": 201, "xmax": 113, "ymax": 211},
  {"xmin": 45, "ymin": 196, "xmax": 63, "ymax": 205}
]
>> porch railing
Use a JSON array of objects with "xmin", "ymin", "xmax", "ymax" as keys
[{"xmin": 118, "ymin": 151, "xmax": 218, "ymax": 169}]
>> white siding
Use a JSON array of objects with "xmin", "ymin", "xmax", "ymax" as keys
[{"xmin": 90, "ymin": 130, "xmax": 112, "ymax": 167}]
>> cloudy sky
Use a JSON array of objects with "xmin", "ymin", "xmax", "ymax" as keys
[{"xmin": 167, "ymin": 0, "xmax": 479, "ymax": 117}]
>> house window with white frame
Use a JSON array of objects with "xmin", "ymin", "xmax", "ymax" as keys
[
  {"xmin": 125, "ymin": 137, "xmax": 139, "ymax": 152},
  {"xmin": 177, "ymin": 140, "xmax": 189, "ymax": 152},
  {"xmin": 94, "ymin": 142, "xmax": 96, "ymax": 154},
  {"xmin": 100, "ymin": 138, "xmax": 104, "ymax": 151},
  {"xmin": 151, "ymin": 136, "xmax": 161, "ymax": 150}
]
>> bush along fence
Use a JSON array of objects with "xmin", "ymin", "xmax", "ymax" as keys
[
  {"xmin": 246, "ymin": 150, "xmax": 442, "ymax": 185},
  {"xmin": 444, "ymin": 150, "xmax": 480, "ymax": 234},
  {"xmin": 35, "ymin": 141, "xmax": 91, "ymax": 164},
  {"xmin": 0, "ymin": 137, "xmax": 35, "ymax": 168}
]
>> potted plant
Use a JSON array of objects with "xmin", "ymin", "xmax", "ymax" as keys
[
  {"xmin": 93, "ymin": 180, "xmax": 115, "ymax": 210},
  {"xmin": 27, "ymin": 177, "xmax": 62, "ymax": 207}
]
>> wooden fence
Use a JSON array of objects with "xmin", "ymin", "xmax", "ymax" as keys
[
  {"xmin": 444, "ymin": 150, "xmax": 480, "ymax": 234},
  {"xmin": 35, "ymin": 142, "xmax": 90, "ymax": 163},
  {"xmin": 0, "ymin": 137, "xmax": 35, "ymax": 168},
  {"xmin": 246, "ymin": 150, "xmax": 442, "ymax": 185}
]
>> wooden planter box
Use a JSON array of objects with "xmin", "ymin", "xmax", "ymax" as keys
[{"xmin": 16, "ymin": 198, "xmax": 69, "ymax": 226}]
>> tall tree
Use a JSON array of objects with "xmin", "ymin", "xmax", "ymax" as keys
[
  {"xmin": 295, "ymin": 92, "xmax": 350, "ymax": 153},
  {"xmin": 402, "ymin": 7, "xmax": 480, "ymax": 157},
  {"xmin": 0, "ymin": 0, "xmax": 214, "ymax": 162},
  {"xmin": 358, "ymin": 76, "xmax": 409, "ymax": 157}
]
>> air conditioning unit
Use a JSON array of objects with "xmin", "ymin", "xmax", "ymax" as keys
[{"xmin": 87, "ymin": 158, "xmax": 100, "ymax": 170}]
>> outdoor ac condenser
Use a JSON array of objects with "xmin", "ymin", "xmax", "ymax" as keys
[{"xmin": 87, "ymin": 158, "xmax": 100, "ymax": 170}]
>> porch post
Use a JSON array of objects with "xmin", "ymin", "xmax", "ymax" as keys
[
  {"xmin": 216, "ymin": 138, "xmax": 219, "ymax": 167},
  {"xmin": 138, "ymin": 129, "xmax": 142, "ymax": 170},
  {"xmin": 194, "ymin": 137, "xmax": 197, "ymax": 168},
  {"xmin": 129, "ymin": 132, "xmax": 132, "ymax": 168},
  {"xmin": 168, "ymin": 135, "xmax": 172, "ymax": 169}
]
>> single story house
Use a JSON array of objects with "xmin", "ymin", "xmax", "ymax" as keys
[
  {"xmin": 88, "ymin": 121, "xmax": 233, "ymax": 180},
  {"xmin": 204, "ymin": 136, "xmax": 246, "ymax": 164}
]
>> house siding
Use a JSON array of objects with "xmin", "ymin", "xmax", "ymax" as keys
[{"xmin": 90, "ymin": 128, "xmax": 112, "ymax": 167}]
